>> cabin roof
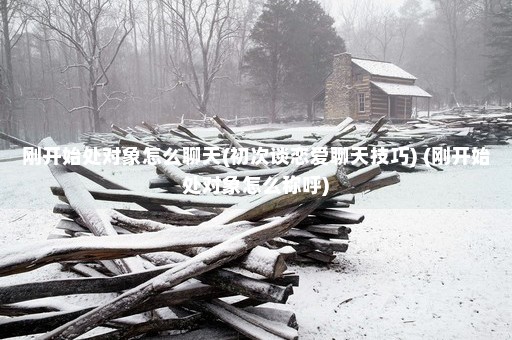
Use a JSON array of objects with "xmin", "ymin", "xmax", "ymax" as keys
[
  {"xmin": 352, "ymin": 58, "xmax": 417, "ymax": 80},
  {"xmin": 371, "ymin": 81, "xmax": 432, "ymax": 98}
]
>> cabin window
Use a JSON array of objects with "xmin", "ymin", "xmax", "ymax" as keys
[{"xmin": 358, "ymin": 93, "xmax": 365, "ymax": 112}]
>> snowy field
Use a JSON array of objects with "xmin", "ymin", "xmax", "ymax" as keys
[{"xmin": 0, "ymin": 140, "xmax": 511, "ymax": 339}]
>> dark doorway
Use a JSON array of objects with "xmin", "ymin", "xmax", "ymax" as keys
[{"xmin": 389, "ymin": 96, "xmax": 397, "ymax": 117}]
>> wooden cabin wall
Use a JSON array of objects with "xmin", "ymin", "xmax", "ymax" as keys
[
  {"xmin": 370, "ymin": 76, "xmax": 415, "ymax": 85},
  {"xmin": 370, "ymin": 87, "xmax": 389, "ymax": 116},
  {"xmin": 353, "ymin": 73, "xmax": 371, "ymax": 119}
]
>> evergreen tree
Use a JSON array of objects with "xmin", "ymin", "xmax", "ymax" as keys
[
  {"xmin": 245, "ymin": 0, "xmax": 295, "ymax": 122},
  {"xmin": 285, "ymin": 0, "xmax": 345, "ymax": 119},
  {"xmin": 486, "ymin": 1, "xmax": 512, "ymax": 105},
  {"xmin": 245, "ymin": 0, "xmax": 345, "ymax": 122}
]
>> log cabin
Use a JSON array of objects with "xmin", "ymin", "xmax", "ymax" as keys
[{"xmin": 313, "ymin": 52, "xmax": 431, "ymax": 122}]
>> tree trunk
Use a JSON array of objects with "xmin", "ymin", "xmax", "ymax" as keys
[
  {"xmin": 306, "ymin": 101, "xmax": 313, "ymax": 121},
  {"xmin": 88, "ymin": 65, "xmax": 101, "ymax": 132},
  {"xmin": 452, "ymin": 39, "xmax": 458, "ymax": 104},
  {"xmin": 270, "ymin": 87, "xmax": 277, "ymax": 123},
  {"xmin": 129, "ymin": 0, "xmax": 142, "ymax": 97},
  {"xmin": 1, "ymin": 0, "xmax": 14, "ymax": 136},
  {"xmin": 92, "ymin": 86, "xmax": 100, "ymax": 132}
]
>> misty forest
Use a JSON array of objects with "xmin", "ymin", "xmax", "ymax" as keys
[{"xmin": 1, "ymin": 0, "xmax": 511, "ymax": 144}]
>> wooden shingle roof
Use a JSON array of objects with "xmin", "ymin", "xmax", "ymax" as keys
[{"xmin": 352, "ymin": 58, "xmax": 417, "ymax": 80}]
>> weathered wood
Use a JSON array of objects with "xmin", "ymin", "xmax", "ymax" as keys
[
  {"xmin": 212, "ymin": 115, "xmax": 270, "ymax": 169},
  {"xmin": 159, "ymin": 322, "xmax": 239, "ymax": 340},
  {"xmin": 39, "ymin": 137, "xmax": 143, "ymax": 274},
  {"xmin": 207, "ymin": 162, "xmax": 351, "ymax": 225},
  {"xmin": 314, "ymin": 209, "xmax": 365, "ymax": 224},
  {"xmin": 0, "ymin": 304, "xmax": 60, "ymax": 316},
  {"xmin": 0, "ymin": 132, "xmax": 167, "ymax": 211},
  {"xmin": 235, "ymin": 246, "xmax": 288, "ymax": 279},
  {"xmin": 274, "ymin": 118, "xmax": 354, "ymax": 179},
  {"xmin": 302, "ymin": 224, "xmax": 351, "ymax": 237},
  {"xmin": 83, "ymin": 313, "xmax": 203, "ymax": 340},
  {"xmin": 0, "ymin": 221, "xmax": 255, "ymax": 276},
  {"xmin": 243, "ymin": 306, "xmax": 298, "ymax": 330},
  {"xmin": 308, "ymin": 238, "xmax": 348, "ymax": 253},
  {"xmin": 148, "ymin": 176, "xmax": 177, "ymax": 188},
  {"xmin": 0, "ymin": 284, "xmax": 220, "ymax": 337},
  {"xmin": 50, "ymin": 186, "xmax": 241, "ymax": 207},
  {"xmin": 144, "ymin": 245, "xmax": 288, "ymax": 280},
  {"xmin": 0, "ymin": 309, "xmax": 95, "ymax": 337},
  {"xmin": 199, "ymin": 299, "xmax": 298, "ymax": 340},
  {"xmin": 40, "ymin": 202, "xmax": 321, "ymax": 339},
  {"xmin": 349, "ymin": 171, "xmax": 400, "ymax": 193},
  {"xmin": 201, "ymin": 269, "xmax": 293, "ymax": 303},
  {"xmin": 0, "ymin": 263, "xmax": 173, "ymax": 304},
  {"xmin": 267, "ymin": 274, "xmax": 300, "ymax": 288},
  {"xmin": 301, "ymin": 251, "xmax": 336, "ymax": 263},
  {"xmin": 54, "ymin": 204, "xmax": 209, "ymax": 226}
]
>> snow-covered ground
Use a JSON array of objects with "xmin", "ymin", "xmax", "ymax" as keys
[
  {"xmin": 0, "ymin": 143, "xmax": 510, "ymax": 339},
  {"xmin": 288, "ymin": 145, "xmax": 512, "ymax": 339}
]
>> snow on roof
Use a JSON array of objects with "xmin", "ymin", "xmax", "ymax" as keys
[
  {"xmin": 371, "ymin": 81, "xmax": 432, "ymax": 98},
  {"xmin": 352, "ymin": 58, "xmax": 417, "ymax": 80}
]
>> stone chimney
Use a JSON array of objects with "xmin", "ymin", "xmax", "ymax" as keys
[{"xmin": 325, "ymin": 52, "xmax": 354, "ymax": 121}]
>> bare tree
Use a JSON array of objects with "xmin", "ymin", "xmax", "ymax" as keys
[
  {"xmin": 432, "ymin": 0, "xmax": 475, "ymax": 102},
  {"xmin": 338, "ymin": 0, "xmax": 362, "ymax": 52},
  {"xmin": 1, "ymin": 0, "xmax": 27, "ymax": 138},
  {"xmin": 162, "ymin": 0, "xmax": 239, "ymax": 119},
  {"xmin": 31, "ymin": 0, "xmax": 132, "ymax": 132},
  {"xmin": 371, "ymin": 9, "xmax": 398, "ymax": 61}
]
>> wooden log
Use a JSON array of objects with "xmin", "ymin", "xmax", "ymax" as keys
[
  {"xmin": 157, "ymin": 322, "xmax": 239, "ymax": 340},
  {"xmin": 267, "ymin": 274, "xmax": 300, "ymax": 288},
  {"xmin": 367, "ymin": 116, "xmax": 387, "ymax": 136},
  {"xmin": 148, "ymin": 152, "xmax": 206, "ymax": 191},
  {"xmin": 284, "ymin": 229, "xmax": 317, "ymax": 240},
  {"xmin": 207, "ymin": 162, "xmax": 351, "ymax": 225},
  {"xmin": 345, "ymin": 164, "xmax": 382, "ymax": 187},
  {"xmin": 235, "ymin": 246, "xmax": 288, "ymax": 279},
  {"xmin": 0, "ymin": 263, "xmax": 172, "ymax": 304},
  {"xmin": 0, "ymin": 309, "xmax": 95, "ymax": 337},
  {"xmin": 199, "ymin": 299, "xmax": 298, "ymax": 340},
  {"xmin": 243, "ymin": 306, "xmax": 298, "ymax": 330},
  {"xmin": 68, "ymin": 263, "xmax": 109, "ymax": 278},
  {"xmin": 301, "ymin": 251, "xmax": 336, "ymax": 263},
  {"xmin": 200, "ymin": 269, "xmax": 293, "ymax": 303},
  {"xmin": 185, "ymin": 245, "xmax": 289, "ymax": 279},
  {"xmin": 0, "ymin": 284, "xmax": 220, "ymax": 338},
  {"xmin": 54, "ymin": 204, "xmax": 210, "ymax": 226},
  {"xmin": 211, "ymin": 115, "xmax": 242, "ymax": 149},
  {"xmin": 0, "ymin": 304, "xmax": 60, "ymax": 316},
  {"xmin": 0, "ymin": 221, "xmax": 255, "ymax": 276},
  {"xmin": 144, "ymin": 245, "xmax": 287, "ymax": 280},
  {"xmin": 328, "ymin": 194, "xmax": 355, "ymax": 204},
  {"xmin": 39, "ymin": 137, "xmax": 143, "ymax": 274},
  {"xmin": 308, "ymin": 238, "xmax": 348, "ymax": 253},
  {"xmin": 82, "ymin": 313, "xmax": 203, "ymax": 340},
  {"xmin": 302, "ymin": 224, "xmax": 352, "ymax": 237},
  {"xmin": 40, "ymin": 202, "xmax": 321, "ymax": 339},
  {"xmin": 274, "ymin": 118, "xmax": 354, "ymax": 179},
  {"xmin": 0, "ymin": 132, "xmax": 167, "ymax": 212},
  {"xmin": 148, "ymin": 176, "xmax": 177, "ymax": 189},
  {"xmin": 349, "ymin": 171, "xmax": 400, "ymax": 194},
  {"xmin": 314, "ymin": 209, "xmax": 365, "ymax": 224},
  {"xmin": 212, "ymin": 115, "xmax": 270, "ymax": 169},
  {"xmin": 50, "ymin": 186, "xmax": 241, "ymax": 207}
]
